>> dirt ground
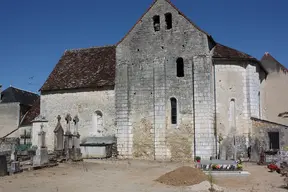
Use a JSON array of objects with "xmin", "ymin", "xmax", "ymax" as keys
[{"xmin": 0, "ymin": 160, "xmax": 287, "ymax": 192}]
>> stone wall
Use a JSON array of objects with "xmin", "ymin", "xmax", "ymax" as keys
[
  {"xmin": 40, "ymin": 88, "xmax": 116, "ymax": 151},
  {"xmin": 260, "ymin": 67, "xmax": 288, "ymax": 126},
  {"xmin": 193, "ymin": 56, "xmax": 216, "ymax": 159},
  {"xmin": 250, "ymin": 117, "xmax": 288, "ymax": 162},
  {"xmin": 214, "ymin": 61, "xmax": 262, "ymax": 159},
  {"xmin": 0, "ymin": 137, "xmax": 20, "ymax": 153},
  {"xmin": 0, "ymin": 103, "xmax": 20, "ymax": 137},
  {"xmin": 116, "ymin": 0, "xmax": 213, "ymax": 160}
]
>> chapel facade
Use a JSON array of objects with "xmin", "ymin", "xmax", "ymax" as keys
[{"xmin": 38, "ymin": 0, "xmax": 267, "ymax": 160}]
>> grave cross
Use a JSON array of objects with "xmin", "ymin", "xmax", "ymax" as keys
[
  {"xmin": 73, "ymin": 115, "xmax": 79, "ymax": 133},
  {"xmin": 65, "ymin": 114, "xmax": 72, "ymax": 133},
  {"xmin": 22, "ymin": 130, "xmax": 30, "ymax": 145},
  {"xmin": 40, "ymin": 123, "xmax": 44, "ymax": 132}
]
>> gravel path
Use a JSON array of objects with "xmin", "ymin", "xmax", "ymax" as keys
[{"xmin": 0, "ymin": 160, "xmax": 286, "ymax": 192}]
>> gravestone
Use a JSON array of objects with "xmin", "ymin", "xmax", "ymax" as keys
[
  {"xmin": 71, "ymin": 115, "xmax": 82, "ymax": 161},
  {"xmin": 33, "ymin": 124, "xmax": 49, "ymax": 166},
  {"xmin": 64, "ymin": 114, "xmax": 73, "ymax": 160},
  {"xmin": 10, "ymin": 145, "xmax": 16, "ymax": 161},
  {"xmin": 0, "ymin": 155, "xmax": 8, "ymax": 176},
  {"xmin": 10, "ymin": 161, "xmax": 21, "ymax": 175}
]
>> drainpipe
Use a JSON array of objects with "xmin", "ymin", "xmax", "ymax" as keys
[
  {"xmin": 153, "ymin": 65, "xmax": 156, "ymax": 160},
  {"xmin": 192, "ymin": 59, "xmax": 196, "ymax": 159},
  {"xmin": 213, "ymin": 60, "xmax": 218, "ymax": 159}
]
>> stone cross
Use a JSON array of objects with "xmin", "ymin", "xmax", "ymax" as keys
[
  {"xmin": 39, "ymin": 123, "xmax": 46, "ymax": 148},
  {"xmin": 73, "ymin": 115, "xmax": 79, "ymax": 134},
  {"xmin": 57, "ymin": 115, "xmax": 61, "ymax": 122},
  {"xmin": 40, "ymin": 123, "xmax": 44, "ymax": 132},
  {"xmin": 65, "ymin": 114, "xmax": 72, "ymax": 133}
]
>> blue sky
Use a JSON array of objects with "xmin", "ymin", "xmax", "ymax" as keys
[{"xmin": 0, "ymin": 0, "xmax": 287, "ymax": 93}]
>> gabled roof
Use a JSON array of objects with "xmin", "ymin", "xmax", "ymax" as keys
[
  {"xmin": 117, "ymin": 0, "xmax": 212, "ymax": 45},
  {"xmin": 0, "ymin": 87, "xmax": 39, "ymax": 106},
  {"xmin": 213, "ymin": 43, "xmax": 256, "ymax": 60},
  {"xmin": 212, "ymin": 43, "xmax": 268, "ymax": 74},
  {"xmin": 261, "ymin": 52, "xmax": 288, "ymax": 73},
  {"xmin": 20, "ymin": 98, "xmax": 40, "ymax": 126},
  {"xmin": 40, "ymin": 45, "xmax": 116, "ymax": 92}
]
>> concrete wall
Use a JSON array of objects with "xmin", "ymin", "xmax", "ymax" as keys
[
  {"xmin": 0, "ymin": 103, "xmax": 20, "ymax": 137},
  {"xmin": 215, "ymin": 61, "xmax": 262, "ymax": 159},
  {"xmin": 261, "ymin": 69, "xmax": 288, "ymax": 126},
  {"xmin": 116, "ymin": 0, "xmax": 214, "ymax": 160},
  {"xmin": 40, "ymin": 89, "xmax": 116, "ymax": 151}
]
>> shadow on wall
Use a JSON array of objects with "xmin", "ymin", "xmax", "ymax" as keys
[
  {"xmin": 219, "ymin": 135, "xmax": 248, "ymax": 160},
  {"xmin": 250, "ymin": 136, "xmax": 267, "ymax": 162}
]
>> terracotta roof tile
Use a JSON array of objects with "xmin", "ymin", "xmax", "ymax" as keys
[
  {"xmin": 213, "ymin": 43, "xmax": 255, "ymax": 59},
  {"xmin": 40, "ymin": 45, "xmax": 116, "ymax": 92}
]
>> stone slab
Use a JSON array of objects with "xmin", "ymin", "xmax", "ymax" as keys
[
  {"xmin": 9, "ymin": 161, "xmax": 22, "ymax": 174},
  {"xmin": 203, "ymin": 171, "xmax": 250, "ymax": 177},
  {"xmin": 33, "ymin": 147, "xmax": 49, "ymax": 166},
  {"xmin": 200, "ymin": 160, "xmax": 237, "ymax": 165}
]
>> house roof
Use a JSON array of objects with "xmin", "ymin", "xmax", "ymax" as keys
[
  {"xmin": 213, "ymin": 43, "xmax": 256, "ymax": 60},
  {"xmin": 213, "ymin": 43, "xmax": 268, "ymax": 74},
  {"xmin": 20, "ymin": 98, "xmax": 40, "ymax": 126},
  {"xmin": 261, "ymin": 52, "xmax": 288, "ymax": 73},
  {"xmin": 40, "ymin": 45, "xmax": 116, "ymax": 92},
  {"xmin": 0, "ymin": 87, "xmax": 39, "ymax": 106}
]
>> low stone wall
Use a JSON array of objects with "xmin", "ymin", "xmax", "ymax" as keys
[
  {"xmin": 250, "ymin": 117, "xmax": 288, "ymax": 162},
  {"xmin": 0, "ymin": 138, "xmax": 20, "ymax": 162},
  {"xmin": 0, "ymin": 138, "xmax": 20, "ymax": 153}
]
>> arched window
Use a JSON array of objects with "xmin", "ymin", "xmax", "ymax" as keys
[
  {"xmin": 153, "ymin": 15, "xmax": 160, "ymax": 32},
  {"xmin": 176, "ymin": 57, "xmax": 184, "ymax": 77},
  {"xmin": 165, "ymin": 13, "xmax": 172, "ymax": 29},
  {"xmin": 92, "ymin": 110, "xmax": 103, "ymax": 135},
  {"xmin": 170, "ymin": 97, "xmax": 177, "ymax": 124},
  {"xmin": 229, "ymin": 99, "xmax": 236, "ymax": 129},
  {"xmin": 258, "ymin": 91, "xmax": 261, "ymax": 118}
]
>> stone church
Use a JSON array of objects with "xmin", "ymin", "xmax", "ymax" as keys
[{"xmin": 36, "ymin": 0, "xmax": 285, "ymax": 161}]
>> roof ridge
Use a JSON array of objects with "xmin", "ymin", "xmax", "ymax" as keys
[
  {"xmin": 8, "ymin": 86, "xmax": 39, "ymax": 96},
  {"xmin": 65, "ymin": 45, "xmax": 116, "ymax": 53}
]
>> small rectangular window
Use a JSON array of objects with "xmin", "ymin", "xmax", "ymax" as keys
[
  {"xmin": 171, "ymin": 98, "xmax": 177, "ymax": 124},
  {"xmin": 176, "ymin": 57, "xmax": 184, "ymax": 77},
  {"xmin": 153, "ymin": 15, "xmax": 160, "ymax": 32},
  {"xmin": 165, "ymin": 13, "xmax": 172, "ymax": 30}
]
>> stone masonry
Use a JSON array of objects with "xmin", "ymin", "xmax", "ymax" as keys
[
  {"xmin": 39, "ymin": 0, "xmax": 267, "ymax": 161},
  {"xmin": 40, "ymin": 89, "xmax": 115, "ymax": 151},
  {"xmin": 116, "ymin": 0, "xmax": 215, "ymax": 160},
  {"xmin": 193, "ymin": 56, "xmax": 216, "ymax": 159},
  {"xmin": 214, "ymin": 61, "xmax": 263, "ymax": 159}
]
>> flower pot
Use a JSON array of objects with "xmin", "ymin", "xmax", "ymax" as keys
[{"xmin": 196, "ymin": 160, "xmax": 200, "ymax": 163}]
